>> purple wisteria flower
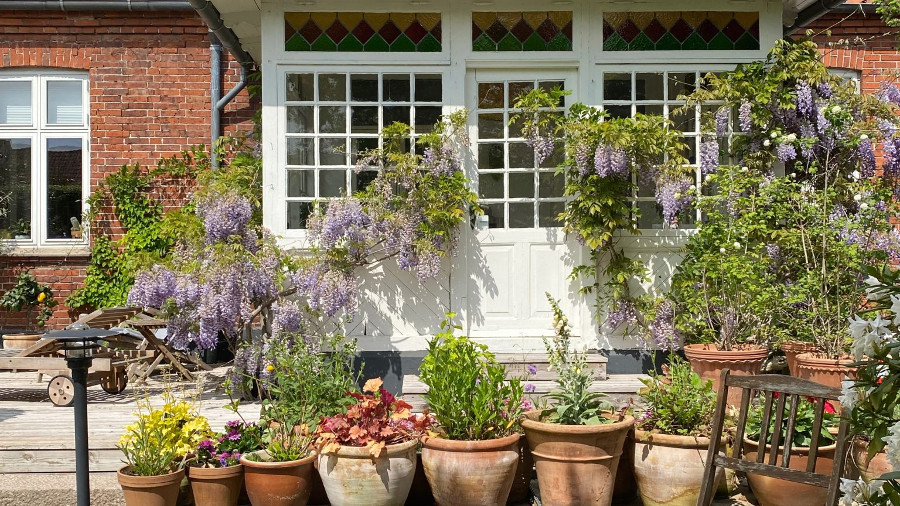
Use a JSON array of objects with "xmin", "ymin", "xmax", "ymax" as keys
[
  {"xmin": 796, "ymin": 81, "xmax": 815, "ymax": 119},
  {"xmin": 656, "ymin": 177, "xmax": 694, "ymax": 225},
  {"xmin": 739, "ymin": 100, "xmax": 752, "ymax": 133},
  {"xmin": 128, "ymin": 265, "xmax": 176, "ymax": 309},
  {"xmin": 699, "ymin": 140, "xmax": 719, "ymax": 176},
  {"xmin": 817, "ymin": 82, "xmax": 833, "ymax": 99},
  {"xmin": 880, "ymin": 83, "xmax": 900, "ymax": 106},
  {"xmin": 715, "ymin": 109, "xmax": 729, "ymax": 138},
  {"xmin": 607, "ymin": 300, "xmax": 638, "ymax": 329},
  {"xmin": 423, "ymin": 142, "xmax": 461, "ymax": 176},
  {"xmin": 777, "ymin": 143, "xmax": 797, "ymax": 162},
  {"xmin": 594, "ymin": 144, "xmax": 629, "ymax": 178},
  {"xmin": 196, "ymin": 193, "xmax": 253, "ymax": 244},
  {"xmin": 272, "ymin": 299, "xmax": 303, "ymax": 337},
  {"xmin": 860, "ymin": 137, "xmax": 876, "ymax": 179},
  {"xmin": 575, "ymin": 143, "xmax": 592, "ymax": 176},
  {"xmin": 527, "ymin": 135, "xmax": 555, "ymax": 165},
  {"xmin": 650, "ymin": 300, "xmax": 683, "ymax": 352}
]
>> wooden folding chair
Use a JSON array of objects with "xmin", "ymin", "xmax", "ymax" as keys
[{"xmin": 696, "ymin": 369, "xmax": 850, "ymax": 506}]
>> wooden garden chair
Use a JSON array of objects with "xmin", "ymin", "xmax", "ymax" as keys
[{"xmin": 696, "ymin": 369, "xmax": 850, "ymax": 506}]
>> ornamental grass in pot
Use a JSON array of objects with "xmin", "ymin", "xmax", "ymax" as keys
[
  {"xmin": 521, "ymin": 295, "xmax": 634, "ymax": 506},
  {"xmin": 418, "ymin": 313, "xmax": 527, "ymax": 506},
  {"xmin": 632, "ymin": 355, "xmax": 723, "ymax": 506},
  {"xmin": 187, "ymin": 420, "xmax": 263, "ymax": 506},
  {"xmin": 742, "ymin": 395, "xmax": 838, "ymax": 506},
  {"xmin": 315, "ymin": 377, "xmax": 435, "ymax": 506},
  {"xmin": 117, "ymin": 394, "xmax": 213, "ymax": 506}
]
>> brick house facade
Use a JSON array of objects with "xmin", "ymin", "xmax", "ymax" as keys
[{"xmin": 0, "ymin": 8, "xmax": 255, "ymax": 331}]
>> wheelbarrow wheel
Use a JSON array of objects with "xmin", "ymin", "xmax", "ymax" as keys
[
  {"xmin": 48, "ymin": 375, "xmax": 75, "ymax": 407},
  {"xmin": 100, "ymin": 369, "xmax": 128, "ymax": 395}
]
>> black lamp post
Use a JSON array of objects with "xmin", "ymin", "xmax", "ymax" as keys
[{"xmin": 45, "ymin": 324, "xmax": 119, "ymax": 506}]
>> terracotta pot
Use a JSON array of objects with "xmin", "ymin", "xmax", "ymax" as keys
[
  {"xmin": 632, "ymin": 430, "xmax": 724, "ymax": 506},
  {"xmin": 404, "ymin": 453, "xmax": 434, "ymax": 506},
  {"xmin": 852, "ymin": 438, "xmax": 892, "ymax": 482},
  {"xmin": 186, "ymin": 464, "xmax": 243, "ymax": 506},
  {"xmin": 2, "ymin": 333, "xmax": 43, "ymax": 350},
  {"xmin": 117, "ymin": 466, "xmax": 185, "ymax": 506},
  {"xmin": 611, "ymin": 430, "xmax": 637, "ymax": 505},
  {"xmin": 421, "ymin": 432, "xmax": 520, "ymax": 506},
  {"xmin": 317, "ymin": 438, "xmax": 418, "ymax": 506},
  {"xmin": 742, "ymin": 438, "xmax": 836, "ymax": 506},
  {"xmin": 795, "ymin": 353, "xmax": 858, "ymax": 390},
  {"xmin": 683, "ymin": 344, "xmax": 768, "ymax": 406},
  {"xmin": 508, "ymin": 434, "xmax": 534, "ymax": 505},
  {"xmin": 240, "ymin": 451, "xmax": 317, "ymax": 506},
  {"xmin": 781, "ymin": 341, "xmax": 818, "ymax": 376},
  {"xmin": 522, "ymin": 411, "xmax": 635, "ymax": 506}
]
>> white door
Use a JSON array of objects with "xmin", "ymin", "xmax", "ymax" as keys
[{"xmin": 463, "ymin": 69, "xmax": 589, "ymax": 350}]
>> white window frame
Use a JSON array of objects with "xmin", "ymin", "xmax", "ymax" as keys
[
  {"xmin": 271, "ymin": 65, "xmax": 448, "ymax": 243},
  {"xmin": 595, "ymin": 64, "xmax": 735, "ymax": 232},
  {"xmin": 0, "ymin": 70, "xmax": 90, "ymax": 251}
]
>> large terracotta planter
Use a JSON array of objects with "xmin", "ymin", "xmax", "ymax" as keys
[
  {"xmin": 632, "ymin": 430, "xmax": 724, "ymax": 506},
  {"xmin": 852, "ymin": 438, "xmax": 892, "ymax": 482},
  {"xmin": 117, "ymin": 466, "xmax": 185, "ymax": 506},
  {"xmin": 742, "ymin": 438, "xmax": 836, "ymax": 506},
  {"xmin": 186, "ymin": 464, "xmax": 243, "ymax": 506},
  {"xmin": 795, "ymin": 353, "xmax": 857, "ymax": 390},
  {"xmin": 317, "ymin": 438, "xmax": 418, "ymax": 506},
  {"xmin": 522, "ymin": 411, "xmax": 635, "ymax": 506},
  {"xmin": 421, "ymin": 432, "xmax": 520, "ymax": 506},
  {"xmin": 781, "ymin": 341, "xmax": 818, "ymax": 376},
  {"xmin": 240, "ymin": 451, "xmax": 317, "ymax": 506},
  {"xmin": 683, "ymin": 344, "xmax": 768, "ymax": 406},
  {"xmin": 2, "ymin": 333, "xmax": 43, "ymax": 350}
]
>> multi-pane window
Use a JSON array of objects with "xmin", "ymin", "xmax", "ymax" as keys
[
  {"xmin": 475, "ymin": 79, "xmax": 566, "ymax": 229},
  {"xmin": 599, "ymin": 69, "xmax": 728, "ymax": 229},
  {"xmin": 0, "ymin": 72, "xmax": 88, "ymax": 245},
  {"xmin": 283, "ymin": 71, "xmax": 443, "ymax": 229}
]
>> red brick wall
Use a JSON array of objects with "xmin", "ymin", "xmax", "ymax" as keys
[
  {"xmin": 803, "ymin": 11, "xmax": 899, "ymax": 93},
  {"xmin": 0, "ymin": 9, "xmax": 257, "ymax": 331}
]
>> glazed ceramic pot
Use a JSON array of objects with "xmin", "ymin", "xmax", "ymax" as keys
[
  {"xmin": 795, "ymin": 353, "xmax": 857, "ymax": 390},
  {"xmin": 421, "ymin": 432, "xmax": 520, "ymax": 506},
  {"xmin": 522, "ymin": 411, "xmax": 634, "ymax": 506},
  {"xmin": 240, "ymin": 451, "xmax": 317, "ymax": 506},
  {"xmin": 852, "ymin": 438, "xmax": 892, "ymax": 482},
  {"xmin": 186, "ymin": 464, "xmax": 243, "ymax": 506},
  {"xmin": 632, "ymin": 430, "xmax": 724, "ymax": 506},
  {"xmin": 317, "ymin": 438, "xmax": 418, "ymax": 506},
  {"xmin": 742, "ymin": 438, "xmax": 836, "ymax": 506},
  {"xmin": 117, "ymin": 466, "xmax": 185, "ymax": 506},
  {"xmin": 683, "ymin": 344, "xmax": 768, "ymax": 406},
  {"xmin": 781, "ymin": 341, "xmax": 818, "ymax": 376}
]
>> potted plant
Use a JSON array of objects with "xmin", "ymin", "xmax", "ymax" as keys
[
  {"xmin": 186, "ymin": 420, "xmax": 263, "ymax": 506},
  {"xmin": 742, "ymin": 395, "xmax": 838, "ymax": 506},
  {"xmin": 520, "ymin": 295, "xmax": 634, "ymax": 506},
  {"xmin": 117, "ymin": 394, "xmax": 212, "ymax": 506},
  {"xmin": 842, "ymin": 268, "xmax": 900, "ymax": 485},
  {"xmin": 240, "ymin": 422, "xmax": 317, "ymax": 506},
  {"xmin": 11, "ymin": 218, "xmax": 29, "ymax": 239},
  {"xmin": 0, "ymin": 271, "xmax": 57, "ymax": 349},
  {"xmin": 418, "ymin": 313, "xmax": 526, "ymax": 506},
  {"xmin": 631, "ymin": 355, "xmax": 722, "ymax": 506},
  {"xmin": 315, "ymin": 377, "xmax": 434, "ymax": 505}
]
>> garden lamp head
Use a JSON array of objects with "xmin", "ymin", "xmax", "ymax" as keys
[{"xmin": 45, "ymin": 324, "xmax": 117, "ymax": 360}]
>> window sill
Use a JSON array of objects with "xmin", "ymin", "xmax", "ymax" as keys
[{"xmin": 1, "ymin": 243, "xmax": 91, "ymax": 258}]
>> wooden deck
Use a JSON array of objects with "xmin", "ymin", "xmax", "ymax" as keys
[{"xmin": 0, "ymin": 366, "xmax": 261, "ymax": 474}]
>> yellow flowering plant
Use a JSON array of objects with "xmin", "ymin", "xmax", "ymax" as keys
[{"xmin": 118, "ymin": 393, "xmax": 213, "ymax": 476}]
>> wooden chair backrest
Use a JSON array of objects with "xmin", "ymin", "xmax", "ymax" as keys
[{"xmin": 696, "ymin": 369, "xmax": 850, "ymax": 506}]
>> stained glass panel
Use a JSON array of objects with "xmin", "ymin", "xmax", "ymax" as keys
[
  {"xmin": 602, "ymin": 11, "xmax": 759, "ymax": 51},
  {"xmin": 285, "ymin": 12, "xmax": 442, "ymax": 52},
  {"xmin": 472, "ymin": 12, "xmax": 573, "ymax": 52}
]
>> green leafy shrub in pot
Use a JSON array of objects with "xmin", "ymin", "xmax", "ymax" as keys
[
  {"xmin": 636, "ymin": 355, "xmax": 716, "ymax": 436},
  {"xmin": 0, "ymin": 271, "xmax": 57, "ymax": 331},
  {"xmin": 745, "ymin": 395, "xmax": 837, "ymax": 449},
  {"xmin": 419, "ymin": 313, "xmax": 525, "ymax": 440}
]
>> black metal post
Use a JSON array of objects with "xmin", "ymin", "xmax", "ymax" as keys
[{"xmin": 67, "ymin": 357, "xmax": 92, "ymax": 506}]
